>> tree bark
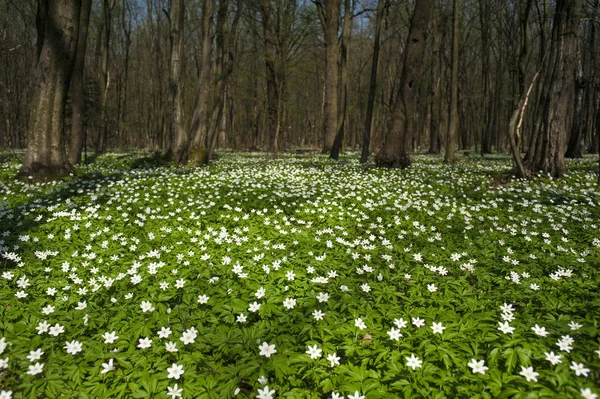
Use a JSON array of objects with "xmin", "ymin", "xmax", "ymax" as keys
[
  {"xmin": 374, "ymin": 0, "xmax": 434, "ymax": 168},
  {"xmin": 479, "ymin": 0, "xmax": 492, "ymax": 155},
  {"xmin": 565, "ymin": 40, "xmax": 585, "ymax": 158},
  {"xmin": 19, "ymin": 0, "xmax": 81, "ymax": 181},
  {"xmin": 261, "ymin": 0, "xmax": 279, "ymax": 156},
  {"xmin": 188, "ymin": 0, "xmax": 214, "ymax": 164},
  {"xmin": 330, "ymin": 0, "xmax": 352, "ymax": 160},
  {"xmin": 525, "ymin": 0, "xmax": 583, "ymax": 177},
  {"xmin": 165, "ymin": 0, "xmax": 187, "ymax": 163},
  {"xmin": 69, "ymin": 0, "xmax": 92, "ymax": 166},
  {"xmin": 316, "ymin": 0, "xmax": 341, "ymax": 153},
  {"xmin": 444, "ymin": 0, "xmax": 459, "ymax": 163},
  {"xmin": 360, "ymin": 0, "xmax": 385, "ymax": 163}
]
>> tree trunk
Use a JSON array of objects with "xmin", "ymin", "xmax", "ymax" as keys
[
  {"xmin": 360, "ymin": 0, "xmax": 385, "ymax": 163},
  {"xmin": 316, "ymin": 0, "xmax": 341, "ymax": 153},
  {"xmin": 565, "ymin": 40, "xmax": 585, "ymax": 158},
  {"xmin": 374, "ymin": 0, "xmax": 434, "ymax": 168},
  {"xmin": 69, "ymin": 0, "xmax": 92, "ymax": 166},
  {"xmin": 524, "ymin": 0, "xmax": 583, "ymax": 177},
  {"xmin": 165, "ymin": 0, "xmax": 187, "ymax": 163},
  {"xmin": 330, "ymin": 0, "xmax": 352, "ymax": 160},
  {"xmin": 19, "ymin": 0, "xmax": 81, "ymax": 181},
  {"xmin": 188, "ymin": 0, "xmax": 213, "ymax": 164},
  {"xmin": 98, "ymin": 0, "xmax": 116, "ymax": 153},
  {"xmin": 479, "ymin": 0, "xmax": 492, "ymax": 155},
  {"xmin": 445, "ymin": 0, "xmax": 459, "ymax": 163},
  {"xmin": 261, "ymin": 0, "xmax": 279, "ymax": 156}
]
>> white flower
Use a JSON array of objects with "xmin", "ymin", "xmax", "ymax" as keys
[
  {"xmin": 331, "ymin": 393, "xmax": 344, "ymax": 399},
  {"xmin": 165, "ymin": 341, "xmax": 178, "ymax": 352},
  {"xmin": 387, "ymin": 328, "xmax": 402, "ymax": 341},
  {"xmin": 158, "ymin": 327, "xmax": 172, "ymax": 339},
  {"xmin": 26, "ymin": 349, "xmax": 43, "ymax": 362},
  {"xmin": 581, "ymin": 388, "xmax": 598, "ymax": 399},
  {"xmin": 64, "ymin": 340, "xmax": 82, "ymax": 355},
  {"xmin": 102, "ymin": 331, "xmax": 119, "ymax": 344},
  {"xmin": 405, "ymin": 354, "xmax": 422, "ymax": 370},
  {"xmin": 0, "ymin": 358, "xmax": 8, "ymax": 369},
  {"xmin": 570, "ymin": 361, "xmax": 590, "ymax": 377},
  {"xmin": 180, "ymin": 327, "xmax": 198, "ymax": 345},
  {"xmin": 531, "ymin": 324, "xmax": 548, "ymax": 337},
  {"xmin": 283, "ymin": 298, "xmax": 296, "ymax": 309},
  {"xmin": 167, "ymin": 363, "xmax": 184, "ymax": 379},
  {"xmin": 361, "ymin": 284, "xmax": 370, "ymax": 293},
  {"xmin": 255, "ymin": 287, "xmax": 266, "ymax": 298},
  {"xmin": 258, "ymin": 375, "xmax": 268, "ymax": 385},
  {"xmin": 137, "ymin": 337, "xmax": 152, "ymax": 349},
  {"xmin": 394, "ymin": 318, "xmax": 408, "ymax": 329},
  {"xmin": 258, "ymin": 342, "xmax": 277, "ymax": 358},
  {"xmin": 545, "ymin": 351, "xmax": 562, "ymax": 365},
  {"xmin": 36, "ymin": 321, "xmax": 50, "ymax": 334},
  {"xmin": 42, "ymin": 305, "xmax": 55, "ymax": 315},
  {"xmin": 327, "ymin": 352, "xmax": 340, "ymax": 367},
  {"xmin": 197, "ymin": 295, "xmax": 209, "ymax": 304},
  {"xmin": 27, "ymin": 362, "xmax": 44, "ymax": 375},
  {"xmin": 101, "ymin": 359, "xmax": 115, "ymax": 374},
  {"xmin": 431, "ymin": 322, "xmax": 446, "ymax": 334},
  {"xmin": 48, "ymin": 324, "xmax": 64, "ymax": 336},
  {"xmin": 498, "ymin": 322, "xmax": 515, "ymax": 334},
  {"xmin": 312, "ymin": 310, "xmax": 325, "ymax": 321},
  {"xmin": 0, "ymin": 390, "xmax": 11, "ymax": 399},
  {"xmin": 237, "ymin": 314, "xmax": 247, "ymax": 323},
  {"xmin": 412, "ymin": 317, "xmax": 425, "ymax": 328},
  {"xmin": 467, "ymin": 359, "xmax": 488, "ymax": 374},
  {"xmin": 317, "ymin": 292, "xmax": 329, "ymax": 303},
  {"xmin": 519, "ymin": 366, "xmax": 539, "ymax": 382},
  {"xmin": 166, "ymin": 383, "xmax": 183, "ymax": 398},
  {"xmin": 354, "ymin": 318, "xmax": 367, "ymax": 330},
  {"xmin": 249, "ymin": 302, "xmax": 261, "ymax": 312},
  {"xmin": 140, "ymin": 301, "xmax": 155, "ymax": 312},
  {"xmin": 348, "ymin": 392, "xmax": 365, "ymax": 399},
  {"xmin": 75, "ymin": 301, "xmax": 87, "ymax": 310},
  {"xmin": 569, "ymin": 321, "xmax": 582, "ymax": 331},
  {"xmin": 256, "ymin": 385, "xmax": 276, "ymax": 399},
  {"xmin": 427, "ymin": 284, "xmax": 437, "ymax": 292},
  {"xmin": 305, "ymin": 344, "xmax": 322, "ymax": 359}
]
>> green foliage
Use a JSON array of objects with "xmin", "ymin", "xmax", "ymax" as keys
[{"xmin": 0, "ymin": 153, "xmax": 599, "ymax": 398}]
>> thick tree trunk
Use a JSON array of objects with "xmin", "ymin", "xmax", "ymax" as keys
[
  {"xmin": 261, "ymin": 0, "xmax": 279, "ymax": 156},
  {"xmin": 360, "ymin": 0, "xmax": 385, "ymax": 163},
  {"xmin": 330, "ymin": 0, "xmax": 351, "ymax": 160},
  {"xmin": 69, "ymin": 0, "xmax": 92, "ymax": 166},
  {"xmin": 525, "ymin": 0, "xmax": 583, "ymax": 177},
  {"xmin": 19, "ymin": 0, "xmax": 81, "ymax": 181},
  {"xmin": 188, "ymin": 0, "xmax": 213, "ymax": 164},
  {"xmin": 374, "ymin": 0, "xmax": 434, "ymax": 168},
  {"xmin": 445, "ymin": 0, "xmax": 459, "ymax": 163},
  {"xmin": 165, "ymin": 0, "xmax": 187, "ymax": 163},
  {"xmin": 316, "ymin": 0, "xmax": 341, "ymax": 153}
]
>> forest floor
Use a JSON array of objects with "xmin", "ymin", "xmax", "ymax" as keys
[{"xmin": 0, "ymin": 152, "xmax": 599, "ymax": 399}]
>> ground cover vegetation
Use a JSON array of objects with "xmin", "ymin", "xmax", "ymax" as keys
[{"xmin": 0, "ymin": 153, "xmax": 599, "ymax": 398}]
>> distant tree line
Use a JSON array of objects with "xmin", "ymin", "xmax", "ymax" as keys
[{"xmin": 0, "ymin": 0, "xmax": 597, "ymax": 180}]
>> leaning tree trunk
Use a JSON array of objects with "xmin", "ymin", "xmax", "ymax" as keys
[
  {"xmin": 374, "ymin": 0, "xmax": 434, "ymax": 168},
  {"xmin": 165, "ymin": 0, "xmax": 187, "ymax": 164},
  {"xmin": 19, "ymin": 0, "xmax": 82, "ymax": 181},
  {"xmin": 525, "ymin": 0, "xmax": 583, "ymax": 178},
  {"xmin": 69, "ymin": 0, "xmax": 92, "ymax": 166}
]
